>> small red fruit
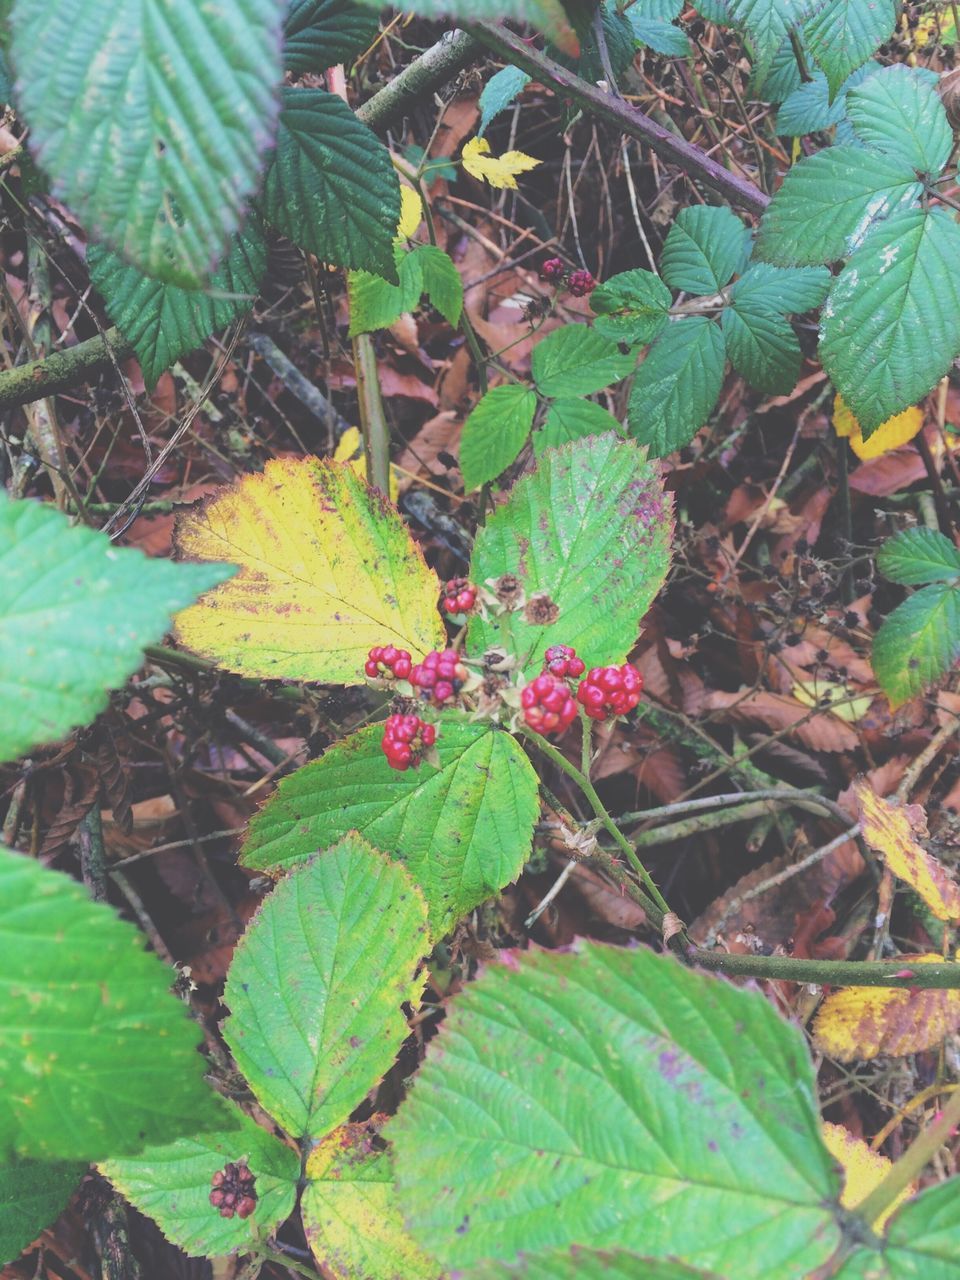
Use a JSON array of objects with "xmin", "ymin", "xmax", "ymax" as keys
[
  {"xmin": 381, "ymin": 713, "xmax": 437, "ymax": 770},
  {"xmin": 210, "ymin": 1160, "xmax": 257, "ymax": 1220},
  {"xmin": 540, "ymin": 256, "xmax": 565, "ymax": 281},
  {"xmin": 409, "ymin": 648, "xmax": 468, "ymax": 705},
  {"xmin": 520, "ymin": 672, "xmax": 578, "ymax": 736},
  {"xmin": 576, "ymin": 663, "xmax": 643, "ymax": 720},
  {"xmin": 442, "ymin": 577, "xmax": 478, "ymax": 615},
  {"xmin": 543, "ymin": 643, "xmax": 585, "ymax": 679},
  {"xmin": 567, "ymin": 268, "xmax": 595, "ymax": 297},
  {"xmin": 365, "ymin": 644, "xmax": 412, "ymax": 680}
]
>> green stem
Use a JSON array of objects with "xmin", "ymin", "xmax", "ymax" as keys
[
  {"xmin": 352, "ymin": 332, "xmax": 391, "ymax": 494},
  {"xmin": 856, "ymin": 1087, "xmax": 960, "ymax": 1228},
  {"xmin": 519, "ymin": 726, "xmax": 676, "ymax": 926},
  {"xmin": 691, "ymin": 950, "xmax": 960, "ymax": 989}
]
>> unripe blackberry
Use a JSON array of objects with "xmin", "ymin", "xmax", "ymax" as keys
[
  {"xmin": 543, "ymin": 643, "xmax": 585, "ymax": 678},
  {"xmin": 540, "ymin": 256, "xmax": 565, "ymax": 281},
  {"xmin": 520, "ymin": 672, "xmax": 578, "ymax": 736},
  {"xmin": 442, "ymin": 577, "xmax": 477, "ymax": 615},
  {"xmin": 567, "ymin": 269, "xmax": 595, "ymax": 297},
  {"xmin": 409, "ymin": 649, "xmax": 468, "ymax": 705},
  {"xmin": 210, "ymin": 1160, "xmax": 257, "ymax": 1220},
  {"xmin": 365, "ymin": 644, "xmax": 412, "ymax": 680},
  {"xmin": 381, "ymin": 713, "xmax": 436, "ymax": 770},
  {"xmin": 576, "ymin": 663, "xmax": 643, "ymax": 720}
]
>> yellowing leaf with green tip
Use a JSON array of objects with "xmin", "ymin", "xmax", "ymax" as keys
[
  {"xmin": 333, "ymin": 427, "xmax": 400, "ymax": 502},
  {"xmin": 173, "ymin": 456, "xmax": 445, "ymax": 682},
  {"xmin": 813, "ymin": 955, "xmax": 960, "ymax": 1061},
  {"xmin": 833, "ymin": 394, "xmax": 923, "ymax": 461},
  {"xmin": 821, "ymin": 1122, "xmax": 914, "ymax": 1232},
  {"xmin": 303, "ymin": 1122, "xmax": 440, "ymax": 1280},
  {"xmin": 856, "ymin": 782, "xmax": 960, "ymax": 922},
  {"xmin": 461, "ymin": 136, "xmax": 540, "ymax": 189}
]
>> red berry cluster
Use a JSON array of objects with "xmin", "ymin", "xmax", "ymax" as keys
[
  {"xmin": 567, "ymin": 268, "xmax": 595, "ymax": 297},
  {"xmin": 538, "ymin": 258, "xmax": 595, "ymax": 297},
  {"xmin": 442, "ymin": 577, "xmax": 477, "ymax": 615},
  {"xmin": 521, "ymin": 672, "xmax": 578, "ymax": 736},
  {"xmin": 409, "ymin": 648, "xmax": 468, "ymax": 705},
  {"xmin": 381, "ymin": 713, "xmax": 436, "ymax": 770},
  {"xmin": 209, "ymin": 1160, "xmax": 257, "ymax": 1220},
  {"xmin": 577, "ymin": 663, "xmax": 643, "ymax": 720},
  {"xmin": 539, "ymin": 256, "xmax": 565, "ymax": 281},
  {"xmin": 365, "ymin": 645, "xmax": 412, "ymax": 680},
  {"xmin": 543, "ymin": 643, "xmax": 585, "ymax": 678}
]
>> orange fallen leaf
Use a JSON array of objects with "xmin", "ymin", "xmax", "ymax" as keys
[
  {"xmin": 833, "ymin": 395, "xmax": 923, "ymax": 461},
  {"xmin": 856, "ymin": 782, "xmax": 960, "ymax": 922}
]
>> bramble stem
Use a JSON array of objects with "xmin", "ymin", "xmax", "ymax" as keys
[
  {"xmin": 690, "ymin": 949, "xmax": 960, "ymax": 989},
  {"xmin": 0, "ymin": 326, "xmax": 132, "ymax": 410},
  {"xmin": 856, "ymin": 1087, "xmax": 960, "ymax": 1228}
]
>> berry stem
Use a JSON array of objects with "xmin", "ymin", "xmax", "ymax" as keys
[
  {"xmin": 579, "ymin": 708, "xmax": 592, "ymax": 779},
  {"xmin": 519, "ymin": 725, "xmax": 681, "ymax": 940}
]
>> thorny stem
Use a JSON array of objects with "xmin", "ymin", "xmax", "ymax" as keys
[
  {"xmin": 856, "ymin": 1087, "xmax": 960, "ymax": 1228},
  {"xmin": 689, "ymin": 950, "xmax": 960, "ymax": 989}
]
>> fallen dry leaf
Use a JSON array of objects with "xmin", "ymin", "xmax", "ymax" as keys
[
  {"xmin": 821, "ymin": 1122, "xmax": 914, "ymax": 1231},
  {"xmin": 856, "ymin": 782, "xmax": 960, "ymax": 922}
]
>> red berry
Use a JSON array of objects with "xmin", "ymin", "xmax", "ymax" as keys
[
  {"xmin": 365, "ymin": 644, "xmax": 413, "ymax": 681},
  {"xmin": 543, "ymin": 643, "xmax": 586, "ymax": 679},
  {"xmin": 540, "ymin": 256, "xmax": 565, "ymax": 281},
  {"xmin": 409, "ymin": 649, "xmax": 468, "ymax": 705},
  {"xmin": 210, "ymin": 1160, "xmax": 257, "ymax": 1219},
  {"xmin": 520, "ymin": 672, "xmax": 578, "ymax": 736},
  {"xmin": 576, "ymin": 663, "xmax": 643, "ymax": 720},
  {"xmin": 567, "ymin": 269, "xmax": 595, "ymax": 297},
  {"xmin": 442, "ymin": 577, "xmax": 477, "ymax": 615},
  {"xmin": 381, "ymin": 713, "xmax": 437, "ymax": 770}
]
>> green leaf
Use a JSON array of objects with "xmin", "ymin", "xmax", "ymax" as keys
[
  {"xmin": 628, "ymin": 14, "xmax": 691, "ymax": 56},
  {"xmin": 348, "ymin": 249, "xmax": 424, "ymax": 336},
  {"xmin": 261, "ymin": 88, "xmax": 400, "ymax": 279},
  {"xmin": 242, "ymin": 721, "xmax": 539, "ymax": 940},
  {"xmin": 223, "ymin": 835, "xmax": 428, "ymax": 1140},
  {"xmin": 633, "ymin": 0, "xmax": 683, "ymax": 18},
  {"xmin": 0, "ymin": 496, "xmax": 232, "ymax": 765},
  {"xmin": 303, "ymin": 1124, "xmax": 439, "ymax": 1280},
  {"xmin": 351, "ymin": 0, "xmax": 581, "ymax": 48},
  {"xmin": 626, "ymin": 317, "xmax": 726, "ymax": 457},
  {"xmin": 11, "ymin": 0, "xmax": 284, "ymax": 287},
  {"xmin": 466, "ymin": 435, "xmax": 673, "ymax": 678},
  {"xmin": 534, "ymin": 398, "xmax": 622, "ymax": 455},
  {"xmin": 463, "ymin": 1251, "xmax": 722, "ymax": 1280},
  {"xmin": 730, "ymin": 262, "xmax": 831, "ymax": 314},
  {"xmin": 479, "ymin": 66, "xmax": 532, "ymax": 136},
  {"xmin": 660, "ymin": 204, "xmax": 750, "ymax": 294},
  {"xmin": 574, "ymin": 7, "xmax": 637, "ymax": 82},
  {"xmin": 775, "ymin": 69, "xmax": 849, "ymax": 135},
  {"xmin": 878, "ymin": 529, "xmax": 960, "ymax": 586},
  {"xmin": 390, "ymin": 942, "xmax": 841, "ymax": 1274},
  {"xmin": 589, "ymin": 268, "xmax": 672, "ymax": 345},
  {"xmin": 283, "ymin": 0, "xmax": 380, "ymax": 71},
  {"xmin": 723, "ymin": 0, "xmax": 821, "ymax": 84},
  {"xmin": 755, "ymin": 146, "xmax": 922, "ymax": 266},
  {"xmin": 100, "ymin": 1100, "xmax": 298, "ymax": 1257},
  {"xmin": 872, "ymin": 581, "xmax": 960, "ymax": 707},
  {"xmin": 0, "ymin": 847, "xmax": 221, "ymax": 1161},
  {"xmin": 834, "ymin": 1177, "xmax": 960, "ymax": 1278},
  {"xmin": 819, "ymin": 208, "xmax": 960, "ymax": 435},
  {"xmin": 691, "ymin": 0, "xmax": 729, "ymax": 23},
  {"xmin": 0, "ymin": 1158, "xmax": 84, "ymax": 1266},
  {"xmin": 722, "ymin": 303, "xmax": 800, "ymax": 394},
  {"xmin": 460, "ymin": 384, "xmax": 537, "ymax": 490},
  {"xmin": 531, "ymin": 326, "xmax": 636, "ymax": 397},
  {"xmin": 846, "ymin": 64, "xmax": 953, "ymax": 176},
  {"xmin": 412, "ymin": 244, "xmax": 463, "ymax": 326},
  {"xmin": 88, "ymin": 223, "xmax": 266, "ymax": 392},
  {"xmin": 803, "ymin": 0, "xmax": 898, "ymax": 99}
]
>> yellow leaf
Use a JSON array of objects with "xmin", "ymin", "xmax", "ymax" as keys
[
  {"xmin": 832, "ymin": 394, "xmax": 923, "ymax": 461},
  {"xmin": 461, "ymin": 136, "xmax": 541, "ymax": 190},
  {"xmin": 396, "ymin": 185, "xmax": 423, "ymax": 240},
  {"xmin": 856, "ymin": 782, "xmax": 960, "ymax": 922},
  {"xmin": 792, "ymin": 679, "xmax": 872, "ymax": 723},
  {"xmin": 813, "ymin": 955, "xmax": 960, "ymax": 1060},
  {"xmin": 821, "ymin": 1122, "xmax": 914, "ymax": 1232},
  {"xmin": 333, "ymin": 427, "xmax": 400, "ymax": 502},
  {"xmin": 173, "ymin": 456, "xmax": 445, "ymax": 682}
]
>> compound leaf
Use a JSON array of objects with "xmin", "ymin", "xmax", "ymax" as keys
[
  {"xmin": 723, "ymin": 0, "xmax": 821, "ymax": 84},
  {"xmin": 261, "ymin": 88, "xmax": 399, "ymax": 279},
  {"xmin": 878, "ymin": 528, "xmax": 960, "ymax": 586},
  {"xmin": 532, "ymin": 326, "xmax": 636, "ymax": 397},
  {"xmin": 466, "ymin": 434, "xmax": 673, "ymax": 679},
  {"xmin": 755, "ymin": 146, "xmax": 922, "ymax": 266},
  {"xmin": 0, "ymin": 846, "xmax": 220, "ymax": 1161},
  {"xmin": 626, "ymin": 316, "xmax": 726, "ymax": 457},
  {"xmin": 722, "ymin": 302, "xmax": 800, "ymax": 394},
  {"xmin": 803, "ymin": 0, "xmax": 898, "ymax": 99},
  {"xmin": 460, "ymin": 384, "xmax": 537, "ymax": 491},
  {"xmin": 390, "ymin": 942, "xmax": 841, "ymax": 1274},
  {"xmin": 846, "ymin": 64, "xmax": 953, "ymax": 175},
  {"xmin": 819, "ymin": 208, "xmax": 960, "ymax": 435},
  {"xmin": 660, "ymin": 204, "xmax": 750, "ymax": 294},
  {"xmin": 11, "ymin": 0, "xmax": 284, "ymax": 286},
  {"xmin": 590, "ymin": 268, "xmax": 672, "ymax": 346},
  {"xmin": 0, "ymin": 1158, "xmax": 84, "ymax": 1266},
  {"xmin": 534, "ymin": 398, "xmax": 622, "ymax": 455},
  {"xmin": 775, "ymin": 69, "xmax": 848, "ymax": 134},
  {"xmin": 88, "ymin": 222, "xmax": 267, "ymax": 391},
  {"xmin": 101, "ymin": 1101, "xmax": 299, "ymax": 1257},
  {"xmin": 224, "ymin": 835, "xmax": 429, "ymax": 1140},
  {"xmin": 730, "ymin": 262, "xmax": 831, "ymax": 314},
  {"xmin": 242, "ymin": 719, "xmax": 539, "ymax": 940},
  {"xmin": 872, "ymin": 580, "xmax": 960, "ymax": 708},
  {"xmin": 833, "ymin": 1179, "xmax": 960, "ymax": 1278},
  {"xmin": 283, "ymin": 0, "xmax": 379, "ymax": 71},
  {"xmin": 173, "ymin": 456, "xmax": 446, "ymax": 683},
  {"xmin": 0, "ymin": 495, "xmax": 231, "ymax": 765}
]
